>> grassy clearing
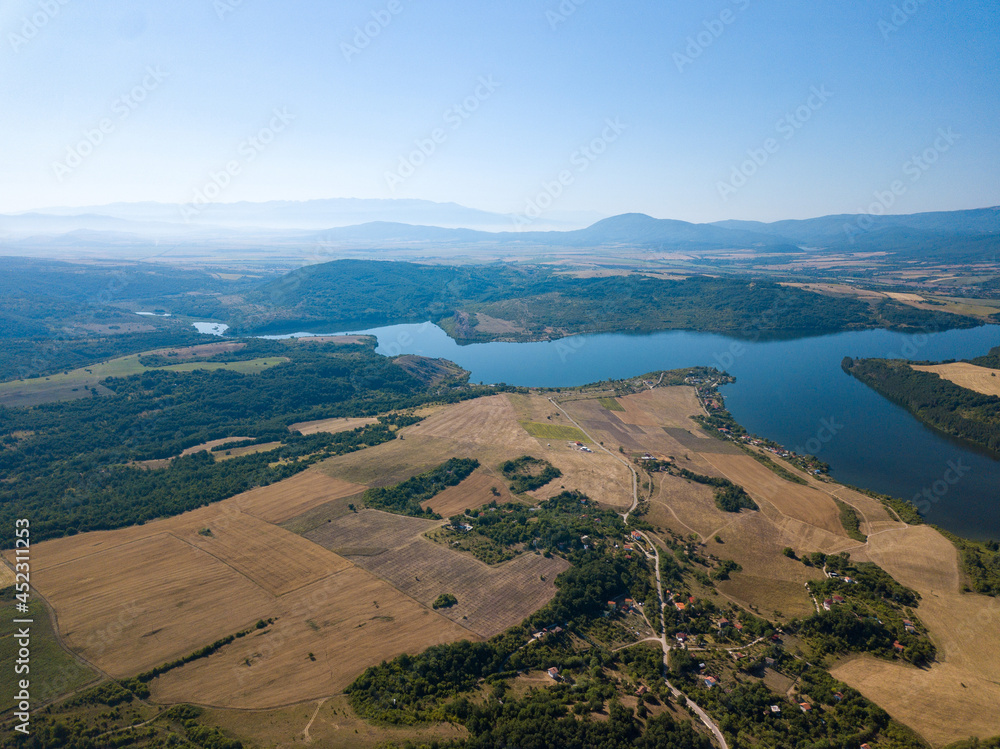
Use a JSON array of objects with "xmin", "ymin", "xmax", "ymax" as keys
[
  {"xmin": 519, "ymin": 421, "xmax": 590, "ymax": 442},
  {"xmin": 0, "ymin": 587, "xmax": 97, "ymax": 712},
  {"xmin": 598, "ymin": 397, "xmax": 625, "ymax": 412},
  {"xmin": 0, "ymin": 354, "xmax": 289, "ymax": 405}
]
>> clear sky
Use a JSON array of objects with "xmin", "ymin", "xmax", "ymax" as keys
[{"xmin": 1, "ymin": 0, "xmax": 998, "ymax": 222}]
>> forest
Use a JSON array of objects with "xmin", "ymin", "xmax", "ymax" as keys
[
  {"xmin": 236, "ymin": 259, "xmax": 976, "ymax": 340},
  {"xmin": 498, "ymin": 455, "xmax": 562, "ymax": 493},
  {"xmin": 0, "ymin": 339, "xmax": 498, "ymax": 540},
  {"xmin": 362, "ymin": 458, "xmax": 480, "ymax": 518},
  {"xmin": 843, "ymin": 354, "xmax": 1000, "ymax": 452}
]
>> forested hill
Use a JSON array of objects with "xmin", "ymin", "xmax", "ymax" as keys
[
  {"xmin": 233, "ymin": 260, "xmax": 976, "ymax": 341},
  {"xmin": 0, "ymin": 338, "xmax": 499, "ymax": 541},
  {"xmin": 842, "ymin": 351, "xmax": 1000, "ymax": 453}
]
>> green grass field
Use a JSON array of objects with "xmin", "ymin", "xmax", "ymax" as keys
[
  {"xmin": 0, "ymin": 355, "xmax": 289, "ymax": 407},
  {"xmin": 519, "ymin": 421, "xmax": 590, "ymax": 442},
  {"xmin": 598, "ymin": 397, "xmax": 625, "ymax": 412},
  {"xmin": 0, "ymin": 587, "xmax": 97, "ymax": 712}
]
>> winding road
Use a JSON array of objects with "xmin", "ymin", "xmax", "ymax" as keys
[{"xmin": 550, "ymin": 395, "xmax": 730, "ymax": 749}]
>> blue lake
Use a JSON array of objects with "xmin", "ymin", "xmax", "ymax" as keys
[{"xmin": 261, "ymin": 322, "xmax": 1000, "ymax": 541}]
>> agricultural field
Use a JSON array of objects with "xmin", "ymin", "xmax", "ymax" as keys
[
  {"xmin": 315, "ymin": 394, "xmax": 632, "ymax": 510},
  {"xmin": 304, "ymin": 509, "xmax": 569, "ymax": 637},
  {"xmin": 520, "ymin": 421, "xmax": 591, "ymax": 441},
  {"xmin": 303, "ymin": 508, "xmax": 436, "ymax": 556},
  {"xmin": 231, "ymin": 469, "xmax": 367, "ymax": 524},
  {"xmin": 8, "ymin": 468, "xmax": 479, "ymax": 709},
  {"xmin": 215, "ymin": 441, "xmax": 283, "ymax": 459},
  {"xmin": 420, "ymin": 468, "xmax": 518, "ymax": 515},
  {"xmin": 149, "ymin": 565, "xmax": 477, "ymax": 709},
  {"xmin": 31, "ymin": 530, "xmax": 278, "ymax": 675},
  {"xmin": 832, "ymin": 525, "xmax": 1000, "ymax": 746},
  {"xmin": 288, "ymin": 416, "xmax": 380, "ymax": 435},
  {"xmin": 583, "ymin": 382, "xmax": 1000, "ymax": 744},
  {"xmin": 598, "ymin": 396, "xmax": 625, "ymax": 411},
  {"xmin": 912, "ymin": 361, "xmax": 1000, "ymax": 396},
  {"xmin": 179, "ymin": 437, "xmax": 253, "ymax": 455}
]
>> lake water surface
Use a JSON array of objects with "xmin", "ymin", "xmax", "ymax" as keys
[{"xmin": 219, "ymin": 321, "xmax": 1000, "ymax": 541}]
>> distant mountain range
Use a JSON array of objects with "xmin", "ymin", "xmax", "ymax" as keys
[
  {"xmin": 4, "ymin": 198, "xmax": 603, "ymax": 232},
  {"xmin": 0, "ymin": 199, "xmax": 996, "ymax": 261}
]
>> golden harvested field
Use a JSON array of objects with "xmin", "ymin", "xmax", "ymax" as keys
[
  {"xmin": 529, "ymin": 443, "xmax": 633, "ymax": 509},
  {"xmin": 562, "ymin": 389, "xmax": 736, "ymax": 464},
  {"xmin": 215, "ymin": 441, "xmax": 283, "ymax": 460},
  {"xmin": 149, "ymin": 565, "xmax": 479, "ymax": 709},
  {"xmin": 619, "ymin": 387, "xmax": 704, "ymax": 428},
  {"xmin": 416, "ymin": 394, "xmax": 532, "ymax": 447},
  {"xmin": 832, "ymin": 655, "xmax": 1000, "ymax": 748},
  {"xmin": 180, "ymin": 437, "xmax": 252, "ymax": 456},
  {"xmin": 831, "ymin": 525, "xmax": 1000, "ymax": 746},
  {"xmin": 833, "ymin": 526, "xmax": 1000, "ymax": 746},
  {"xmin": 709, "ymin": 515, "xmax": 823, "ymax": 619},
  {"xmin": 317, "ymin": 394, "xmax": 631, "ymax": 507},
  {"xmin": 561, "ymin": 384, "xmax": 862, "ymax": 618},
  {"xmin": 306, "ymin": 509, "xmax": 569, "ymax": 637},
  {"xmin": 697, "ymin": 452, "xmax": 845, "ymax": 536},
  {"xmin": 202, "ymin": 694, "xmax": 468, "ymax": 749},
  {"xmin": 230, "ymin": 470, "xmax": 367, "ymax": 524},
  {"xmin": 885, "ymin": 291, "xmax": 926, "ymax": 302},
  {"xmin": 15, "ymin": 469, "xmax": 483, "ymax": 708},
  {"xmin": 318, "ymin": 434, "xmax": 469, "ymax": 487},
  {"xmin": 646, "ymin": 472, "xmax": 724, "ymax": 539},
  {"xmin": 180, "ymin": 512, "xmax": 351, "ymax": 596},
  {"xmin": 32, "ymin": 532, "xmax": 276, "ymax": 676},
  {"xmin": 912, "ymin": 362, "xmax": 1000, "ymax": 396},
  {"xmin": 288, "ymin": 416, "xmax": 379, "ymax": 435},
  {"xmin": 421, "ymin": 468, "xmax": 518, "ymax": 515},
  {"xmin": 304, "ymin": 509, "xmax": 435, "ymax": 556}
]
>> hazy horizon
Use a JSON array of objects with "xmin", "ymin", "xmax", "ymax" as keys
[{"xmin": 2, "ymin": 1, "xmax": 997, "ymax": 223}]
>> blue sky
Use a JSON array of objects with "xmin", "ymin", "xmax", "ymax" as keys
[{"xmin": 1, "ymin": 0, "xmax": 997, "ymax": 222}]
